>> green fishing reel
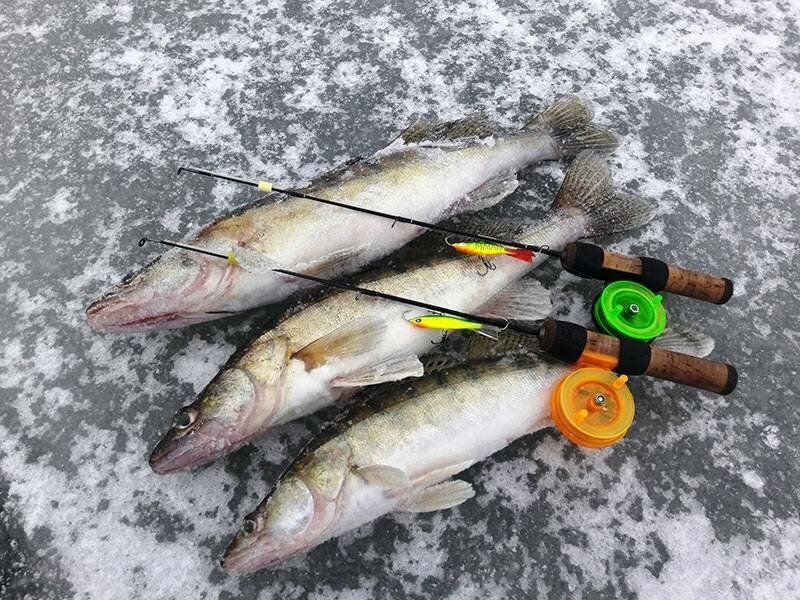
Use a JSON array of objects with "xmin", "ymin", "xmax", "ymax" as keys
[{"xmin": 592, "ymin": 280, "xmax": 667, "ymax": 342}]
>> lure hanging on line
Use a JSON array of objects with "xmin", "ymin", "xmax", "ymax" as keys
[{"xmin": 446, "ymin": 239, "xmax": 535, "ymax": 263}]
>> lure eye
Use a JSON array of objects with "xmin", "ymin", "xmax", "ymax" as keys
[
  {"xmin": 414, "ymin": 318, "xmax": 422, "ymax": 323},
  {"xmin": 172, "ymin": 408, "xmax": 198, "ymax": 430},
  {"xmin": 242, "ymin": 518, "xmax": 257, "ymax": 535}
]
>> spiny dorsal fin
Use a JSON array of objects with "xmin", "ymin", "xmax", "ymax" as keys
[
  {"xmin": 294, "ymin": 317, "xmax": 387, "ymax": 370},
  {"xmin": 450, "ymin": 214, "xmax": 528, "ymax": 241},
  {"xmin": 397, "ymin": 114, "xmax": 498, "ymax": 145},
  {"xmin": 463, "ymin": 330, "xmax": 538, "ymax": 362}
]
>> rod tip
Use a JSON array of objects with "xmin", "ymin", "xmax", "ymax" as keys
[{"xmin": 138, "ymin": 237, "xmax": 149, "ymax": 247}]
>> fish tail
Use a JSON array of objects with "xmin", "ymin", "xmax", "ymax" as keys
[
  {"xmin": 505, "ymin": 248, "xmax": 534, "ymax": 262},
  {"xmin": 552, "ymin": 151, "xmax": 657, "ymax": 237},
  {"xmin": 526, "ymin": 96, "xmax": 620, "ymax": 157}
]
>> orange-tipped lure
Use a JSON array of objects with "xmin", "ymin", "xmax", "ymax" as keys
[{"xmin": 448, "ymin": 240, "xmax": 534, "ymax": 263}]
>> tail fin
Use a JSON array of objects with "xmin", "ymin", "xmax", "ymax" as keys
[
  {"xmin": 552, "ymin": 151, "xmax": 657, "ymax": 237},
  {"xmin": 653, "ymin": 327, "xmax": 715, "ymax": 357},
  {"xmin": 526, "ymin": 96, "xmax": 620, "ymax": 157}
]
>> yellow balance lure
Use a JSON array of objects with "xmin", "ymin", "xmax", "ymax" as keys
[
  {"xmin": 408, "ymin": 314, "xmax": 502, "ymax": 339},
  {"xmin": 448, "ymin": 240, "xmax": 534, "ymax": 263}
]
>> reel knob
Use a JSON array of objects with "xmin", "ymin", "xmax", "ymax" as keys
[
  {"xmin": 550, "ymin": 368, "xmax": 635, "ymax": 448},
  {"xmin": 593, "ymin": 280, "xmax": 667, "ymax": 342}
]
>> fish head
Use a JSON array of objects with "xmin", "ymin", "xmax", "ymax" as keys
[
  {"xmin": 149, "ymin": 336, "xmax": 292, "ymax": 473},
  {"xmin": 86, "ymin": 247, "xmax": 239, "ymax": 331},
  {"xmin": 222, "ymin": 443, "xmax": 351, "ymax": 574}
]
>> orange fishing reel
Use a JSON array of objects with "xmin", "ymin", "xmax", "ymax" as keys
[{"xmin": 550, "ymin": 367, "xmax": 635, "ymax": 448}]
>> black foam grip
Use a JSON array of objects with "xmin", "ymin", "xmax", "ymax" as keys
[
  {"xmin": 615, "ymin": 338, "xmax": 652, "ymax": 375},
  {"xmin": 637, "ymin": 256, "xmax": 670, "ymax": 292},
  {"xmin": 541, "ymin": 320, "xmax": 588, "ymax": 364},
  {"xmin": 562, "ymin": 242, "xmax": 605, "ymax": 279}
]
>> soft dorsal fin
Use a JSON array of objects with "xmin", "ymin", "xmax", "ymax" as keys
[
  {"xmin": 294, "ymin": 317, "xmax": 387, "ymax": 370},
  {"xmin": 396, "ymin": 115, "xmax": 498, "ymax": 145}
]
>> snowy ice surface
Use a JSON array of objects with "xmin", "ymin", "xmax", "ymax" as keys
[{"xmin": 1, "ymin": 0, "xmax": 799, "ymax": 599}]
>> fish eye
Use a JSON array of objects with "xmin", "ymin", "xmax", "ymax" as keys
[
  {"xmin": 242, "ymin": 518, "xmax": 257, "ymax": 535},
  {"xmin": 172, "ymin": 408, "xmax": 198, "ymax": 430}
]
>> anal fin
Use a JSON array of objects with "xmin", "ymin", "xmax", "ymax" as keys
[
  {"xmin": 333, "ymin": 354, "xmax": 423, "ymax": 387},
  {"xmin": 400, "ymin": 479, "xmax": 475, "ymax": 513},
  {"xmin": 654, "ymin": 327, "xmax": 714, "ymax": 358},
  {"xmin": 482, "ymin": 278, "xmax": 553, "ymax": 323}
]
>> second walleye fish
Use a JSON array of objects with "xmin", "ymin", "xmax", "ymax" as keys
[
  {"xmin": 87, "ymin": 97, "xmax": 616, "ymax": 331},
  {"xmin": 220, "ymin": 329, "xmax": 712, "ymax": 574},
  {"xmin": 149, "ymin": 153, "xmax": 656, "ymax": 473}
]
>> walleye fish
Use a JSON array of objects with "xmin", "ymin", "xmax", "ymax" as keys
[
  {"xmin": 220, "ymin": 328, "xmax": 712, "ymax": 574},
  {"xmin": 86, "ymin": 97, "xmax": 617, "ymax": 331},
  {"xmin": 149, "ymin": 153, "xmax": 656, "ymax": 473}
]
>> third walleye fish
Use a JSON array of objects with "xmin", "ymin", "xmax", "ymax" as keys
[
  {"xmin": 87, "ymin": 96, "xmax": 616, "ymax": 331},
  {"xmin": 220, "ymin": 329, "xmax": 712, "ymax": 574},
  {"xmin": 149, "ymin": 152, "xmax": 656, "ymax": 473}
]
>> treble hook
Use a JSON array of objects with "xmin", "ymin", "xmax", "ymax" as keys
[
  {"xmin": 476, "ymin": 257, "xmax": 496, "ymax": 276},
  {"xmin": 432, "ymin": 330, "xmax": 449, "ymax": 345}
]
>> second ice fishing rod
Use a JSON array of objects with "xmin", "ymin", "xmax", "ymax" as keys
[
  {"xmin": 177, "ymin": 166, "xmax": 734, "ymax": 306},
  {"xmin": 267, "ymin": 267, "xmax": 737, "ymax": 396}
]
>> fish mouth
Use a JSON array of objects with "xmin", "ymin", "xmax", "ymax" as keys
[
  {"xmin": 85, "ymin": 292, "xmax": 220, "ymax": 332},
  {"xmin": 221, "ymin": 532, "xmax": 311, "ymax": 575},
  {"xmin": 148, "ymin": 430, "xmax": 247, "ymax": 474},
  {"xmin": 86, "ymin": 252, "xmax": 241, "ymax": 332}
]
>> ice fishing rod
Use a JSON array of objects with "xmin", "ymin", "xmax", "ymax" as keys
[
  {"xmin": 137, "ymin": 237, "xmax": 737, "ymax": 396},
  {"xmin": 176, "ymin": 166, "xmax": 735, "ymax": 308},
  {"xmin": 267, "ymin": 268, "xmax": 737, "ymax": 396}
]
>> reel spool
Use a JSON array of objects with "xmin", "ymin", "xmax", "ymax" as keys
[
  {"xmin": 593, "ymin": 280, "xmax": 667, "ymax": 342},
  {"xmin": 550, "ymin": 368, "xmax": 635, "ymax": 448}
]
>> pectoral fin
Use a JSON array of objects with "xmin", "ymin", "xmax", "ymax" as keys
[
  {"xmin": 354, "ymin": 465, "xmax": 411, "ymax": 489},
  {"xmin": 399, "ymin": 479, "xmax": 476, "ymax": 513},
  {"xmin": 333, "ymin": 354, "xmax": 423, "ymax": 387},
  {"xmin": 295, "ymin": 318, "xmax": 387, "ymax": 370}
]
